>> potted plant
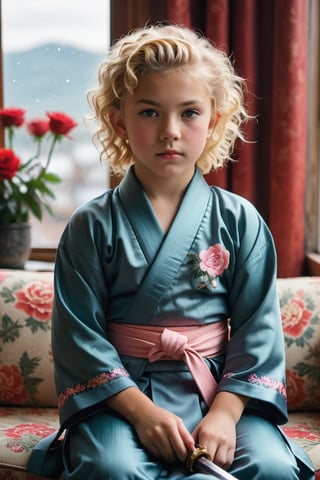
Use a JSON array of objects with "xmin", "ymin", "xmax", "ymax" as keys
[{"xmin": 0, "ymin": 107, "xmax": 77, "ymax": 268}]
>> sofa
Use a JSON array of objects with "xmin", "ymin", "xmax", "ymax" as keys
[{"xmin": 0, "ymin": 268, "xmax": 319, "ymax": 479}]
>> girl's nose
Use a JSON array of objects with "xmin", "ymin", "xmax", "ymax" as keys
[{"xmin": 160, "ymin": 116, "xmax": 180, "ymax": 141}]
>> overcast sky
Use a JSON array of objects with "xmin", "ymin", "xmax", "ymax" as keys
[{"xmin": 2, "ymin": 0, "xmax": 110, "ymax": 52}]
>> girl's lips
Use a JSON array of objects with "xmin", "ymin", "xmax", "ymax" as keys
[{"xmin": 156, "ymin": 150, "xmax": 182, "ymax": 158}]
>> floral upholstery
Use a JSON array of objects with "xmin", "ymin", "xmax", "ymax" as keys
[
  {"xmin": 0, "ymin": 270, "xmax": 319, "ymax": 478},
  {"xmin": 0, "ymin": 269, "xmax": 58, "ymax": 480},
  {"xmin": 279, "ymin": 277, "xmax": 320, "ymax": 411}
]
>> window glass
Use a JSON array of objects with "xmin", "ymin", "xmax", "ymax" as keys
[{"xmin": 2, "ymin": 0, "xmax": 110, "ymax": 247}]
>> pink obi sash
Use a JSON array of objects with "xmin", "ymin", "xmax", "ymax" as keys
[{"xmin": 107, "ymin": 321, "xmax": 228, "ymax": 407}]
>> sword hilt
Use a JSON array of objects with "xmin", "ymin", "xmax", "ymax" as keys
[{"xmin": 185, "ymin": 444, "xmax": 211, "ymax": 473}]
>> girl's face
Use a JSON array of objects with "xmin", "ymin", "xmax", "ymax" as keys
[{"xmin": 112, "ymin": 68, "xmax": 214, "ymax": 185}]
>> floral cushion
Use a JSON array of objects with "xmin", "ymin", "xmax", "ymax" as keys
[
  {"xmin": 0, "ymin": 269, "xmax": 56, "ymax": 408},
  {"xmin": 281, "ymin": 411, "xmax": 320, "ymax": 474},
  {"xmin": 277, "ymin": 277, "xmax": 320, "ymax": 411},
  {"xmin": 0, "ymin": 407, "xmax": 59, "ymax": 479}
]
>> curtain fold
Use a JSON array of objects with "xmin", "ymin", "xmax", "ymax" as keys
[{"xmin": 165, "ymin": 0, "xmax": 308, "ymax": 277}]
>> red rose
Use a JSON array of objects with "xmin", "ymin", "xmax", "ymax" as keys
[
  {"xmin": 0, "ymin": 365, "xmax": 29, "ymax": 403},
  {"xmin": 47, "ymin": 111, "xmax": 77, "ymax": 137},
  {"xmin": 281, "ymin": 295, "xmax": 312, "ymax": 337},
  {"xmin": 0, "ymin": 107, "xmax": 25, "ymax": 127},
  {"xmin": 0, "ymin": 148, "xmax": 21, "ymax": 180},
  {"xmin": 14, "ymin": 280, "xmax": 53, "ymax": 321},
  {"xmin": 27, "ymin": 119, "xmax": 50, "ymax": 138}
]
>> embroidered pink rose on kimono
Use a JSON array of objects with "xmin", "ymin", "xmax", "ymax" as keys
[
  {"xmin": 188, "ymin": 243, "xmax": 230, "ymax": 289},
  {"xmin": 286, "ymin": 369, "xmax": 307, "ymax": 410},
  {"xmin": 281, "ymin": 294, "xmax": 312, "ymax": 338},
  {"xmin": 14, "ymin": 280, "xmax": 53, "ymax": 321}
]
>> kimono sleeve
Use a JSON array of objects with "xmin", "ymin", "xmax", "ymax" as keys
[
  {"xmin": 52, "ymin": 200, "xmax": 137, "ymax": 426},
  {"xmin": 217, "ymin": 199, "xmax": 287, "ymax": 424}
]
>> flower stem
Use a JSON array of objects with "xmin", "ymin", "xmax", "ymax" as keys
[
  {"xmin": 8, "ymin": 126, "xmax": 14, "ymax": 149},
  {"xmin": 43, "ymin": 134, "xmax": 58, "ymax": 173}
]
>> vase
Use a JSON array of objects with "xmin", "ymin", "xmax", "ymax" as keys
[{"xmin": 0, "ymin": 222, "xmax": 31, "ymax": 269}]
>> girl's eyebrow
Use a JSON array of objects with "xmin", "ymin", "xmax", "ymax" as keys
[{"xmin": 136, "ymin": 98, "xmax": 205, "ymax": 106}]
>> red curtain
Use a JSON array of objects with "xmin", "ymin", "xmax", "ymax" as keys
[{"xmin": 165, "ymin": 0, "xmax": 308, "ymax": 277}]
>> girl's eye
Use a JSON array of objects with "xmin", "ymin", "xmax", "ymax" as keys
[
  {"xmin": 182, "ymin": 109, "xmax": 199, "ymax": 119},
  {"xmin": 139, "ymin": 109, "xmax": 158, "ymax": 118}
]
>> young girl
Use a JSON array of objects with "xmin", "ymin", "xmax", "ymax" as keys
[{"xmin": 50, "ymin": 24, "xmax": 314, "ymax": 479}]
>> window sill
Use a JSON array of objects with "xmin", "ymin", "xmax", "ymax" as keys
[
  {"xmin": 29, "ymin": 248, "xmax": 56, "ymax": 264},
  {"xmin": 306, "ymin": 252, "xmax": 320, "ymax": 276}
]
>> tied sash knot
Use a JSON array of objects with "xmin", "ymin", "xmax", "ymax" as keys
[{"xmin": 107, "ymin": 322, "xmax": 228, "ymax": 406}]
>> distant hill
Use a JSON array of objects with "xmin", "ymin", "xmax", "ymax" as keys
[{"xmin": 3, "ymin": 43, "xmax": 105, "ymax": 143}]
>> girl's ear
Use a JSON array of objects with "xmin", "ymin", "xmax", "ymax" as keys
[{"xmin": 109, "ymin": 110, "xmax": 127, "ymax": 139}]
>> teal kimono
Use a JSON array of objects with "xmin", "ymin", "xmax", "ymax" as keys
[{"xmin": 31, "ymin": 167, "xmax": 314, "ymax": 479}]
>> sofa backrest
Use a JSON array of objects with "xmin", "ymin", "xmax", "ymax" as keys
[{"xmin": 0, "ymin": 269, "xmax": 56, "ymax": 407}]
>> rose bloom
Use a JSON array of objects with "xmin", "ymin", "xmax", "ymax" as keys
[
  {"xmin": 5, "ymin": 423, "xmax": 56, "ymax": 440},
  {"xmin": 0, "ymin": 148, "xmax": 21, "ymax": 180},
  {"xmin": 14, "ymin": 279, "xmax": 53, "ymax": 321},
  {"xmin": 0, "ymin": 365, "xmax": 29, "ymax": 403},
  {"xmin": 47, "ymin": 111, "xmax": 77, "ymax": 137},
  {"xmin": 281, "ymin": 295, "xmax": 312, "ymax": 337},
  {"xmin": 199, "ymin": 243, "xmax": 230, "ymax": 278},
  {"xmin": 27, "ymin": 119, "xmax": 50, "ymax": 138},
  {"xmin": 0, "ymin": 107, "xmax": 25, "ymax": 127}
]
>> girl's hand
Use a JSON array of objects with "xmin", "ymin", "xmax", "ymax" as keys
[
  {"xmin": 106, "ymin": 387, "xmax": 195, "ymax": 463},
  {"xmin": 192, "ymin": 391, "xmax": 248, "ymax": 469},
  {"xmin": 192, "ymin": 409, "xmax": 237, "ymax": 468},
  {"xmin": 133, "ymin": 403, "xmax": 195, "ymax": 462}
]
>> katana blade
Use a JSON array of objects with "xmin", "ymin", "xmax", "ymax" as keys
[
  {"xmin": 193, "ymin": 455, "xmax": 237, "ymax": 479},
  {"xmin": 185, "ymin": 446, "xmax": 238, "ymax": 480}
]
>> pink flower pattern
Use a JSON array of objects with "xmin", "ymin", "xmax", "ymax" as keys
[
  {"xmin": 14, "ymin": 280, "xmax": 53, "ymax": 322},
  {"xmin": 188, "ymin": 243, "xmax": 229, "ymax": 289},
  {"xmin": 248, "ymin": 373, "xmax": 287, "ymax": 398},
  {"xmin": 223, "ymin": 372, "xmax": 287, "ymax": 399},
  {"xmin": 281, "ymin": 293, "xmax": 312, "ymax": 338},
  {"xmin": 57, "ymin": 368, "xmax": 129, "ymax": 409}
]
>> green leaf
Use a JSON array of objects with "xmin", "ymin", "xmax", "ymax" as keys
[
  {"xmin": 0, "ymin": 315, "xmax": 22, "ymax": 346},
  {"xmin": 36, "ymin": 183, "xmax": 55, "ymax": 198},
  {"xmin": 24, "ymin": 197, "xmax": 43, "ymax": 220},
  {"xmin": 24, "ymin": 376, "xmax": 43, "ymax": 395},
  {"xmin": 43, "ymin": 172, "xmax": 61, "ymax": 183},
  {"xmin": 0, "ymin": 286, "xmax": 16, "ymax": 303},
  {"xmin": 25, "ymin": 316, "xmax": 51, "ymax": 333},
  {"xmin": 19, "ymin": 351, "xmax": 40, "ymax": 378},
  {"xmin": 294, "ymin": 362, "xmax": 320, "ymax": 383}
]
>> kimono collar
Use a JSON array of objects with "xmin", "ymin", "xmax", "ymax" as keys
[{"xmin": 117, "ymin": 166, "xmax": 212, "ymax": 324}]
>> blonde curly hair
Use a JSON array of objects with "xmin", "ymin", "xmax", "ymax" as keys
[{"xmin": 87, "ymin": 23, "xmax": 248, "ymax": 176}]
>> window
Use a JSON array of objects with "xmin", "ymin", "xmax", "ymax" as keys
[{"xmin": 1, "ymin": 0, "xmax": 110, "ymax": 251}]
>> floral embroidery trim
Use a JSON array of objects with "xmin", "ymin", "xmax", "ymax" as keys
[
  {"xmin": 223, "ymin": 372, "xmax": 287, "ymax": 399},
  {"xmin": 248, "ymin": 373, "xmax": 287, "ymax": 399},
  {"xmin": 188, "ymin": 243, "xmax": 230, "ymax": 289},
  {"xmin": 57, "ymin": 367, "xmax": 129, "ymax": 409}
]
